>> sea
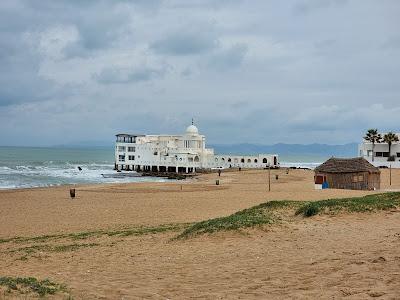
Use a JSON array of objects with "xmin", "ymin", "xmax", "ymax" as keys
[{"xmin": 0, "ymin": 146, "xmax": 324, "ymax": 190}]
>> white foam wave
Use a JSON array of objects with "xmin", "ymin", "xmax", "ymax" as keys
[{"xmin": 0, "ymin": 162, "xmax": 168, "ymax": 189}]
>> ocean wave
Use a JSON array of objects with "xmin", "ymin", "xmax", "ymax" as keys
[{"xmin": 0, "ymin": 162, "xmax": 168, "ymax": 189}]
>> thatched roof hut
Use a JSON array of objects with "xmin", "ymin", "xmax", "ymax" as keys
[{"xmin": 314, "ymin": 157, "xmax": 380, "ymax": 190}]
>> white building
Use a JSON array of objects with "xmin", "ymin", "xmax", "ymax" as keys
[
  {"xmin": 359, "ymin": 133, "xmax": 400, "ymax": 168},
  {"xmin": 114, "ymin": 123, "xmax": 279, "ymax": 173}
]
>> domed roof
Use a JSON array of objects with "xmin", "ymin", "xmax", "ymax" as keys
[{"xmin": 186, "ymin": 124, "xmax": 199, "ymax": 135}]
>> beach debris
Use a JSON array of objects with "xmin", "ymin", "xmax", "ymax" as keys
[
  {"xmin": 216, "ymin": 180, "xmax": 220, "ymax": 185},
  {"xmin": 70, "ymin": 188, "xmax": 75, "ymax": 199}
]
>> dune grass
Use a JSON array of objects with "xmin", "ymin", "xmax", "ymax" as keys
[
  {"xmin": 0, "ymin": 223, "xmax": 187, "ymax": 245},
  {"xmin": 296, "ymin": 192, "xmax": 400, "ymax": 217},
  {"xmin": 176, "ymin": 205, "xmax": 275, "ymax": 239},
  {"xmin": 0, "ymin": 276, "xmax": 66, "ymax": 297},
  {"xmin": 177, "ymin": 193, "xmax": 400, "ymax": 239}
]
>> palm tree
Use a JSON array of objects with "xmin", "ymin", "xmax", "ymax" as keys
[
  {"xmin": 383, "ymin": 132, "xmax": 399, "ymax": 159},
  {"xmin": 364, "ymin": 129, "xmax": 382, "ymax": 162}
]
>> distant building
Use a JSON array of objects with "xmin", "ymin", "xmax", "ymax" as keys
[
  {"xmin": 114, "ymin": 122, "xmax": 279, "ymax": 173},
  {"xmin": 359, "ymin": 133, "xmax": 400, "ymax": 168},
  {"xmin": 314, "ymin": 157, "xmax": 380, "ymax": 190}
]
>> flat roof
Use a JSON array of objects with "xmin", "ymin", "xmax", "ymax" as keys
[{"xmin": 116, "ymin": 133, "xmax": 145, "ymax": 137}]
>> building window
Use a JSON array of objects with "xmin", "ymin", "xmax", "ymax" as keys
[
  {"xmin": 194, "ymin": 156, "xmax": 200, "ymax": 162},
  {"xmin": 241, "ymin": 158, "xmax": 245, "ymax": 163},
  {"xmin": 353, "ymin": 175, "xmax": 364, "ymax": 183},
  {"xmin": 315, "ymin": 175, "xmax": 325, "ymax": 184},
  {"xmin": 118, "ymin": 146, "xmax": 126, "ymax": 152},
  {"xmin": 397, "ymin": 153, "xmax": 400, "ymax": 158},
  {"xmin": 228, "ymin": 158, "xmax": 231, "ymax": 162},
  {"xmin": 128, "ymin": 155, "xmax": 135, "ymax": 160},
  {"xmin": 375, "ymin": 152, "xmax": 389, "ymax": 157},
  {"xmin": 118, "ymin": 155, "xmax": 125, "ymax": 162},
  {"xmin": 247, "ymin": 159, "xmax": 251, "ymax": 163},
  {"xmin": 263, "ymin": 158, "xmax": 267, "ymax": 163},
  {"xmin": 367, "ymin": 150, "xmax": 372, "ymax": 157},
  {"xmin": 128, "ymin": 147, "xmax": 135, "ymax": 152},
  {"xmin": 254, "ymin": 159, "xmax": 258, "ymax": 163}
]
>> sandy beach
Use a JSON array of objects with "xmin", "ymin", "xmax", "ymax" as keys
[{"xmin": 1, "ymin": 168, "xmax": 400, "ymax": 299}]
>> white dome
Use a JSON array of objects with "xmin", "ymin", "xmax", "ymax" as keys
[{"xmin": 186, "ymin": 124, "xmax": 199, "ymax": 135}]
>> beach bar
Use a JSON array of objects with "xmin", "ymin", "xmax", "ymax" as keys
[{"xmin": 314, "ymin": 157, "xmax": 380, "ymax": 190}]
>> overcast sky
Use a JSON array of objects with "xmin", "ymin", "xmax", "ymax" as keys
[{"xmin": 1, "ymin": 0, "xmax": 399, "ymax": 146}]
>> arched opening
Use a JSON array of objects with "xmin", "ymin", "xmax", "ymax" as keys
[
  {"xmin": 254, "ymin": 159, "xmax": 258, "ymax": 163},
  {"xmin": 241, "ymin": 158, "xmax": 245, "ymax": 163},
  {"xmin": 274, "ymin": 156, "xmax": 277, "ymax": 165},
  {"xmin": 234, "ymin": 158, "xmax": 238, "ymax": 163},
  {"xmin": 247, "ymin": 159, "xmax": 251, "ymax": 163},
  {"xmin": 194, "ymin": 156, "xmax": 200, "ymax": 162},
  {"xmin": 228, "ymin": 158, "xmax": 231, "ymax": 162},
  {"xmin": 263, "ymin": 158, "xmax": 267, "ymax": 164}
]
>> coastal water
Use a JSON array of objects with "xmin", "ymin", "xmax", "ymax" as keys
[
  {"xmin": 0, "ymin": 146, "xmax": 169, "ymax": 189},
  {"xmin": 0, "ymin": 146, "xmax": 324, "ymax": 189}
]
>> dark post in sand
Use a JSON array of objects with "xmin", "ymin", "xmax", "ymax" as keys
[
  {"xmin": 268, "ymin": 165, "xmax": 271, "ymax": 192},
  {"xmin": 70, "ymin": 188, "xmax": 75, "ymax": 199}
]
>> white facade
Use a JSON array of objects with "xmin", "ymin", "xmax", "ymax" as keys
[
  {"xmin": 359, "ymin": 133, "xmax": 400, "ymax": 168},
  {"xmin": 114, "ymin": 124, "xmax": 279, "ymax": 173}
]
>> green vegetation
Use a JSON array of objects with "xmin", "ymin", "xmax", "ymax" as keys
[
  {"xmin": 177, "ymin": 193, "xmax": 400, "ymax": 239},
  {"xmin": 295, "ymin": 193, "xmax": 400, "ymax": 217},
  {"xmin": 9, "ymin": 243, "xmax": 99, "ymax": 256},
  {"xmin": 176, "ymin": 204, "xmax": 275, "ymax": 239},
  {"xmin": 105, "ymin": 223, "xmax": 187, "ymax": 237},
  {"xmin": 0, "ymin": 276, "xmax": 66, "ymax": 296},
  {"xmin": 0, "ymin": 223, "xmax": 187, "ymax": 245}
]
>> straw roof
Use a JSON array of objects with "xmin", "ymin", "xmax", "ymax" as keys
[{"xmin": 315, "ymin": 157, "xmax": 380, "ymax": 174}]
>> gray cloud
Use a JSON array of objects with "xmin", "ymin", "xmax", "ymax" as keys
[
  {"xmin": 0, "ymin": 0, "xmax": 400, "ymax": 146},
  {"xmin": 94, "ymin": 65, "xmax": 167, "ymax": 84},
  {"xmin": 151, "ymin": 29, "xmax": 219, "ymax": 56},
  {"xmin": 207, "ymin": 44, "xmax": 248, "ymax": 71},
  {"xmin": 293, "ymin": 0, "xmax": 348, "ymax": 15}
]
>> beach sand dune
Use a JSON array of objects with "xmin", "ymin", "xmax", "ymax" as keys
[{"xmin": 1, "ymin": 169, "xmax": 400, "ymax": 298}]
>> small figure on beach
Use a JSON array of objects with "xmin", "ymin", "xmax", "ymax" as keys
[
  {"xmin": 218, "ymin": 169, "xmax": 221, "ymax": 177},
  {"xmin": 77, "ymin": 166, "xmax": 82, "ymax": 171}
]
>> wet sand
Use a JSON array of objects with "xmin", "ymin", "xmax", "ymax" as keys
[{"xmin": 1, "ymin": 169, "xmax": 400, "ymax": 299}]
